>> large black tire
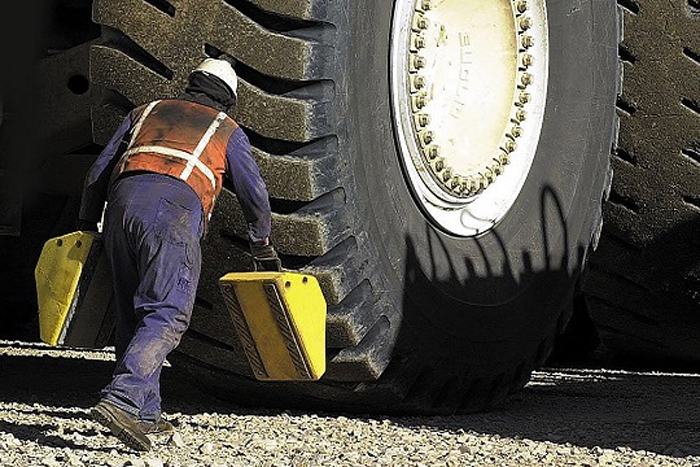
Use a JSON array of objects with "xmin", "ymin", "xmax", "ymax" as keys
[
  {"xmin": 585, "ymin": 0, "xmax": 700, "ymax": 364},
  {"xmin": 84, "ymin": 0, "xmax": 619, "ymax": 413}
]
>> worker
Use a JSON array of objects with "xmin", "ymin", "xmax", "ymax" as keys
[{"xmin": 76, "ymin": 57, "xmax": 278, "ymax": 451}]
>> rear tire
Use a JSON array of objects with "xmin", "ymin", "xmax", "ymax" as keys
[
  {"xmin": 586, "ymin": 0, "xmax": 700, "ymax": 365},
  {"xmin": 90, "ymin": 0, "xmax": 619, "ymax": 413}
]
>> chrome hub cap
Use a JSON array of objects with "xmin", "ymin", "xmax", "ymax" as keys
[{"xmin": 391, "ymin": 0, "xmax": 549, "ymax": 236}]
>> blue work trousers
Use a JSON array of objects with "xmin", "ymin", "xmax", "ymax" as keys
[{"xmin": 101, "ymin": 173, "xmax": 203, "ymax": 421}]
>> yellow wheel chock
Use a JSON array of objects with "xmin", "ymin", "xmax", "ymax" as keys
[
  {"xmin": 35, "ymin": 231, "xmax": 113, "ymax": 347},
  {"xmin": 219, "ymin": 272, "xmax": 327, "ymax": 381}
]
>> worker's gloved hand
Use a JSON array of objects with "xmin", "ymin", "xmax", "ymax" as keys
[
  {"xmin": 75, "ymin": 219, "xmax": 98, "ymax": 232},
  {"xmin": 250, "ymin": 243, "xmax": 281, "ymax": 272}
]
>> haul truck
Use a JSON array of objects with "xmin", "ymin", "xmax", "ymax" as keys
[{"xmin": 0, "ymin": 0, "xmax": 697, "ymax": 413}]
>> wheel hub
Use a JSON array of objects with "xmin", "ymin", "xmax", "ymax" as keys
[{"xmin": 391, "ymin": 0, "xmax": 549, "ymax": 236}]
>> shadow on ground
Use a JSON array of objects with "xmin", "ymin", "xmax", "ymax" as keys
[
  {"xmin": 421, "ymin": 368, "xmax": 700, "ymax": 458},
  {"xmin": 2, "ymin": 340, "xmax": 699, "ymax": 459}
]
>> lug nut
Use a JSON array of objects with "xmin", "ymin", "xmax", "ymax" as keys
[
  {"xmin": 510, "ymin": 125, "xmax": 524, "ymax": 138},
  {"xmin": 519, "ymin": 92, "xmax": 531, "ymax": 104},
  {"xmin": 451, "ymin": 176, "xmax": 463, "ymax": 190},
  {"xmin": 411, "ymin": 54, "xmax": 427, "ymax": 71},
  {"xmin": 520, "ymin": 16, "xmax": 532, "ymax": 31},
  {"xmin": 516, "ymin": 0, "xmax": 528, "ymax": 13},
  {"xmin": 442, "ymin": 168, "xmax": 453, "ymax": 182},
  {"xmin": 522, "ymin": 54, "xmax": 534, "ymax": 68},
  {"xmin": 412, "ymin": 34, "xmax": 426, "ymax": 51},
  {"xmin": 475, "ymin": 174, "xmax": 487, "ymax": 191},
  {"xmin": 499, "ymin": 150, "xmax": 511, "ymax": 165},
  {"xmin": 420, "ymin": 130, "xmax": 435, "ymax": 145},
  {"xmin": 412, "ymin": 93, "xmax": 428, "ymax": 111},
  {"xmin": 521, "ymin": 35, "xmax": 535, "ymax": 49},
  {"xmin": 505, "ymin": 139, "xmax": 517, "ymax": 153},
  {"xmin": 433, "ymin": 158, "xmax": 445, "ymax": 172},
  {"xmin": 520, "ymin": 73, "xmax": 534, "ymax": 87},
  {"xmin": 491, "ymin": 159, "xmax": 503, "ymax": 175},
  {"xmin": 484, "ymin": 167, "xmax": 496, "ymax": 183},
  {"xmin": 413, "ymin": 14, "xmax": 430, "ymax": 31},
  {"xmin": 415, "ymin": 0, "xmax": 431, "ymax": 12},
  {"xmin": 411, "ymin": 75, "xmax": 426, "ymax": 91},
  {"xmin": 416, "ymin": 113, "xmax": 431, "ymax": 128},
  {"xmin": 425, "ymin": 145, "xmax": 440, "ymax": 160},
  {"xmin": 516, "ymin": 109, "xmax": 527, "ymax": 122},
  {"xmin": 463, "ymin": 177, "xmax": 476, "ymax": 194}
]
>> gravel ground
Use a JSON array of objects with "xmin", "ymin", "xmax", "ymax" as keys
[{"xmin": 2, "ymin": 340, "xmax": 700, "ymax": 466}]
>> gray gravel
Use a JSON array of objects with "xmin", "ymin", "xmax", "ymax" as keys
[{"xmin": 2, "ymin": 340, "xmax": 700, "ymax": 466}]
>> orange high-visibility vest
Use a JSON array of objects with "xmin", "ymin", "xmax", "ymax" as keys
[{"xmin": 112, "ymin": 99, "xmax": 238, "ymax": 223}]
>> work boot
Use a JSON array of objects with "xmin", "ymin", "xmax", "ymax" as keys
[
  {"xmin": 139, "ymin": 419, "xmax": 175, "ymax": 436},
  {"xmin": 90, "ymin": 400, "xmax": 152, "ymax": 452}
]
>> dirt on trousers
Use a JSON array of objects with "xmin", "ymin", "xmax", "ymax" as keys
[{"xmin": 1, "ymin": 340, "xmax": 700, "ymax": 467}]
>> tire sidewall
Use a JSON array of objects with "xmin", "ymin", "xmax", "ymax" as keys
[{"xmin": 342, "ymin": 0, "xmax": 618, "ymax": 364}]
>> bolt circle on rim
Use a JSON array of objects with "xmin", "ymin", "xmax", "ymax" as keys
[{"xmin": 391, "ymin": 0, "xmax": 549, "ymax": 236}]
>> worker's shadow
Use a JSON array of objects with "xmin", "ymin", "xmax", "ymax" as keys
[
  {"xmin": 0, "ymin": 342, "xmax": 191, "ymax": 452},
  {"xmin": 0, "ymin": 419, "xmax": 115, "ymax": 453},
  {"xmin": 0, "ymin": 342, "xmax": 134, "ymax": 451}
]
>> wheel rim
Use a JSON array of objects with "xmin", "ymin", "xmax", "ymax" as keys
[{"xmin": 391, "ymin": 0, "xmax": 549, "ymax": 236}]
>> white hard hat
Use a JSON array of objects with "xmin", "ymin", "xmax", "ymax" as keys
[{"xmin": 194, "ymin": 58, "xmax": 238, "ymax": 98}]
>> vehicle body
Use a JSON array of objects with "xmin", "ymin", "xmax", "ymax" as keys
[{"xmin": 0, "ymin": 0, "xmax": 697, "ymax": 412}]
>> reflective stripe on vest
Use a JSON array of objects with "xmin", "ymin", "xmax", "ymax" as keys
[
  {"xmin": 122, "ymin": 145, "xmax": 218, "ymax": 188},
  {"xmin": 129, "ymin": 100, "xmax": 161, "ymax": 148},
  {"xmin": 179, "ymin": 111, "xmax": 228, "ymax": 182},
  {"xmin": 116, "ymin": 100, "xmax": 162, "ymax": 175}
]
